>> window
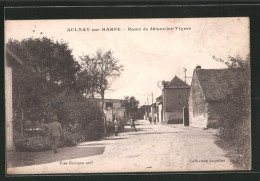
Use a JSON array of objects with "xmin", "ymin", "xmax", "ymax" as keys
[{"xmin": 106, "ymin": 102, "xmax": 113, "ymax": 108}]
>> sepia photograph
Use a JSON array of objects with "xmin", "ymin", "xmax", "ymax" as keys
[{"xmin": 5, "ymin": 17, "xmax": 251, "ymax": 174}]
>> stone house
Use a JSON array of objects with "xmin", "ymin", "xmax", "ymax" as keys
[
  {"xmin": 162, "ymin": 76, "xmax": 190, "ymax": 124},
  {"xmin": 188, "ymin": 66, "xmax": 240, "ymax": 128}
]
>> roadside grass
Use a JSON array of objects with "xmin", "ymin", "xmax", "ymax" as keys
[{"xmin": 215, "ymin": 133, "xmax": 251, "ymax": 170}]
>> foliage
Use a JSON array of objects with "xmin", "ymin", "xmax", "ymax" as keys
[
  {"xmin": 15, "ymin": 136, "xmax": 52, "ymax": 152},
  {"xmin": 6, "ymin": 37, "xmax": 80, "ymax": 132},
  {"xmin": 123, "ymin": 96, "xmax": 140, "ymax": 119},
  {"xmin": 136, "ymin": 105, "xmax": 151, "ymax": 119},
  {"xmin": 213, "ymin": 55, "xmax": 249, "ymax": 71},
  {"xmin": 43, "ymin": 89, "xmax": 104, "ymax": 142},
  {"xmin": 7, "ymin": 37, "xmax": 105, "ymax": 151},
  {"xmin": 85, "ymin": 119, "xmax": 104, "ymax": 140},
  {"xmin": 79, "ymin": 49, "xmax": 123, "ymax": 98},
  {"xmin": 213, "ymin": 55, "xmax": 250, "ymax": 169},
  {"xmin": 7, "ymin": 37, "xmax": 80, "ymax": 87},
  {"xmin": 79, "ymin": 49, "xmax": 123, "ymax": 133}
]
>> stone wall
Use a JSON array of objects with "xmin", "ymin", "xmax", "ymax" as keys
[
  {"xmin": 190, "ymin": 114, "xmax": 208, "ymax": 128},
  {"xmin": 157, "ymin": 104, "xmax": 163, "ymax": 122},
  {"xmin": 163, "ymin": 88, "xmax": 190, "ymax": 123},
  {"xmin": 164, "ymin": 88, "xmax": 190, "ymax": 112},
  {"xmin": 6, "ymin": 60, "xmax": 15, "ymax": 150},
  {"xmin": 189, "ymin": 72, "xmax": 208, "ymax": 128},
  {"xmin": 165, "ymin": 111, "xmax": 183, "ymax": 124}
]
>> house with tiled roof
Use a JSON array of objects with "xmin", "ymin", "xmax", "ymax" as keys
[
  {"xmin": 188, "ymin": 66, "xmax": 240, "ymax": 128},
  {"xmin": 162, "ymin": 76, "xmax": 190, "ymax": 123}
]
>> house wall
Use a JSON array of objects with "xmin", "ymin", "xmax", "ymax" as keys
[
  {"xmin": 104, "ymin": 108, "xmax": 113, "ymax": 126},
  {"xmin": 6, "ymin": 60, "xmax": 15, "ymax": 150},
  {"xmin": 189, "ymin": 73, "xmax": 208, "ymax": 128},
  {"xmin": 112, "ymin": 101, "xmax": 122, "ymax": 109},
  {"xmin": 165, "ymin": 111, "xmax": 183, "ymax": 124},
  {"xmin": 163, "ymin": 88, "xmax": 190, "ymax": 123},
  {"xmin": 207, "ymin": 101, "xmax": 226, "ymax": 128},
  {"xmin": 98, "ymin": 99, "xmax": 125, "ymax": 124},
  {"xmin": 113, "ymin": 108, "xmax": 125, "ymax": 118},
  {"xmin": 157, "ymin": 104, "xmax": 163, "ymax": 122}
]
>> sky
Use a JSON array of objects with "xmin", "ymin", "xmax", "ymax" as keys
[{"xmin": 5, "ymin": 17, "xmax": 250, "ymax": 106}]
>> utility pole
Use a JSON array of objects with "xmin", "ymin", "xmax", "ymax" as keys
[
  {"xmin": 147, "ymin": 97, "xmax": 149, "ymax": 119},
  {"xmin": 145, "ymin": 101, "xmax": 147, "ymax": 120},
  {"xmin": 147, "ymin": 93, "xmax": 154, "ymax": 123},
  {"xmin": 151, "ymin": 92, "xmax": 154, "ymax": 123},
  {"xmin": 184, "ymin": 68, "xmax": 187, "ymax": 83},
  {"xmin": 184, "ymin": 68, "xmax": 192, "ymax": 84}
]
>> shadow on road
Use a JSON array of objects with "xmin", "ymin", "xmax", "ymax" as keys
[
  {"xmin": 7, "ymin": 146, "xmax": 105, "ymax": 168},
  {"xmin": 78, "ymin": 143, "xmax": 106, "ymax": 146},
  {"xmin": 121, "ymin": 127, "xmax": 153, "ymax": 133},
  {"xmin": 103, "ymin": 137, "xmax": 126, "ymax": 140},
  {"xmin": 131, "ymin": 131, "xmax": 180, "ymax": 136}
]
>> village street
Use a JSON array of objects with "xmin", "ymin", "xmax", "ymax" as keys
[{"xmin": 7, "ymin": 120, "xmax": 234, "ymax": 174}]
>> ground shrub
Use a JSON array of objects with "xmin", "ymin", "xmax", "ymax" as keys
[
  {"xmin": 61, "ymin": 122, "xmax": 86, "ymax": 146},
  {"xmin": 14, "ymin": 121, "xmax": 87, "ymax": 151},
  {"xmin": 85, "ymin": 120, "xmax": 104, "ymax": 141},
  {"xmin": 14, "ymin": 136, "xmax": 52, "ymax": 152},
  {"xmin": 217, "ymin": 84, "xmax": 250, "ymax": 169}
]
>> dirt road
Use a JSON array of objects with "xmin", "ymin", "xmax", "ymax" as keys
[{"xmin": 7, "ymin": 120, "xmax": 234, "ymax": 174}]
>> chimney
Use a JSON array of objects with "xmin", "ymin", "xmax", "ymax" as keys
[{"xmin": 196, "ymin": 65, "xmax": 201, "ymax": 70}]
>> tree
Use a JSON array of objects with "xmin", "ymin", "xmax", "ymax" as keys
[
  {"xmin": 137, "ymin": 105, "xmax": 146, "ymax": 120},
  {"xmin": 7, "ymin": 38, "xmax": 80, "ymax": 89},
  {"xmin": 6, "ymin": 37, "xmax": 80, "ymax": 134},
  {"xmin": 213, "ymin": 55, "xmax": 250, "ymax": 168},
  {"xmin": 213, "ymin": 55, "xmax": 250, "ymax": 97},
  {"xmin": 123, "ymin": 96, "xmax": 140, "ymax": 119},
  {"xmin": 79, "ymin": 50, "xmax": 123, "ymax": 134}
]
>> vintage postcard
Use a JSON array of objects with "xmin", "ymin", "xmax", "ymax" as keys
[{"xmin": 5, "ymin": 17, "xmax": 251, "ymax": 174}]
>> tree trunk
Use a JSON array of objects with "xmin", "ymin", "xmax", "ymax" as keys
[
  {"xmin": 91, "ymin": 92, "xmax": 98, "ymax": 108},
  {"xmin": 101, "ymin": 93, "xmax": 107, "ymax": 134},
  {"xmin": 21, "ymin": 109, "xmax": 24, "ymax": 137}
]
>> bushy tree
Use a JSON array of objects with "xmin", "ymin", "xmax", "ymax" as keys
[
  {"xmin": 79, "ymin": 50, "xmax": 123, "ymax": 134},
  {"xmin": 6, "ymin": 37, "xmax": 80, "ymax": 134},
  {"xmin": 137, "ymin": 105, "xmax": 146, "ymax": 119},
  {"xmin": 213, "ymin": 55, "xmax": 250, "ymax": 169},
  {"xmin": 123, "ymin": 96, "xmax": 140, "ymax": 119}
]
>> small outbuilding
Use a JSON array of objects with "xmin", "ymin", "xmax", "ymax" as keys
[{"xmin": 188, "ymin": 66, "xmax": 239, "ymax": 128}]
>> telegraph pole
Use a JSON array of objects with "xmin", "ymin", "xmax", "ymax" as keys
[
  {"xmin": 184, "ymin": 68, "xmax": 192, "ymax": 84},
  {"xmin": 151, "ymin": 92, "xmax": 154, "ymax": 123},
  {"xmin": 147, "ymin": 97, "xmax": 149, "ymax": 119},
  {"xmin": 145, "ymin": 101, "xmax": 147, "ymax": 120},
  {"xmin": 184, "ymin": 68, "xmax": 187, "ymax": 83}
]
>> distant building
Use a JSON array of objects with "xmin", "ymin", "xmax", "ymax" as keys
[
  {"xmin": 96, "ymin": 98, "xmax": 126, "ymax": 125},
  {"xmin": 150, "ymin": 103, "xmax": 156, "ymax": 121},
  {"xmin": 162, "ymin": 76, "xmax": 190, "ymax": 124},
  {"xmin": 156, "ymin": 95, "xmax": 163, "ymax": 122},
  {"xmin": 188, "ymin": 66, "xmax": 240, "ymax": 128}
]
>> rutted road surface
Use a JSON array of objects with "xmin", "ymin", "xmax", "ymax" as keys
[{"xmin": 7, "ymin": 120, "xmax": 234, "ymax": 174}]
